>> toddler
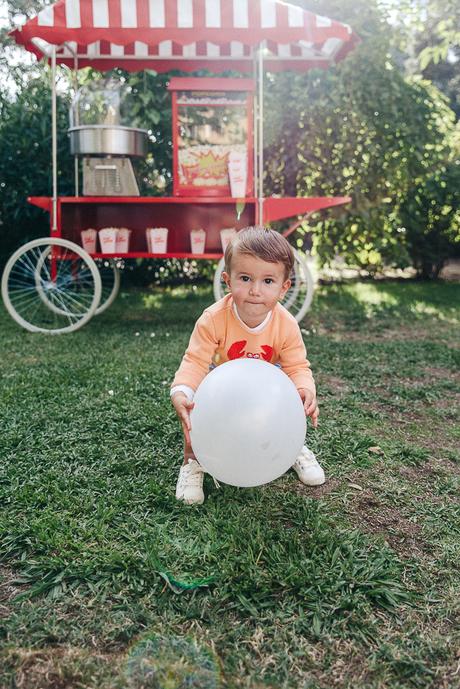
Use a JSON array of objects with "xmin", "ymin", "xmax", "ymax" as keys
[{"xmin": 171, "ymin": 226, "xmax": 324, "ymax": 505}]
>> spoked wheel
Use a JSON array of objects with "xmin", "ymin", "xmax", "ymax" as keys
[
  {"xmin": 1, "ymin": 237, "xmax": 102, "ymax": 334},
  {"xmin": 93, "ymin": 259, "xmax": 121, "ymax": 315},
  {"xmin": 36, "ymin": 254, "xmax": 120, "ymax": 316},
  {"xmin": 213, "ymin": 248, "xmax": 315, "ymax": 323}
]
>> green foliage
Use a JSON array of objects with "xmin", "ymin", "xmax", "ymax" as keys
[
  {"xmin": 0, "ymin": 67, "xmax": 74, "ymax": 267},
  {"xmin": 121, "ymin": 257, "xmax": 217, "ymax": 287},
  {"xmin": 263, "ymin": 2, "xmax": 458, "ymax": 274},
  {"xmin": 399, "ymin": 161, "xmax": 460, "ymax": 278},
  {"xmin": 381, "ymin": 0, "xmax": 460, "ymax": 118}
]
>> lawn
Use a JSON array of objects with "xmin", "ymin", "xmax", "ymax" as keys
[{"xmin": 1, "ymin": 277, "xmax": 459, "ymax": 689}]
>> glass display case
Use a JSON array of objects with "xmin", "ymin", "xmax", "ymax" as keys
[
  {"xmin": 70, "ymin": 78, "xmax": 132, "ymax": 128},
  {"xmin": 168, "ymin": 78, "xmax": 255, "ymax": 197},
  {"xmin": 68, "ymin": 78, "xmax": 148, "ymax": 159}
]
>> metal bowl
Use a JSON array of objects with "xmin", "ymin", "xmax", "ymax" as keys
[{"xmin": 68, "ymin": 125, "xmax": 148, "ymax": 157}]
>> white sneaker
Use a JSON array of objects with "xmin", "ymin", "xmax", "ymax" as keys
[
  {"xmin": 175, "ymin": 459, "xmax": 205, "ymax": 505},
  {"xmin": 292, "ymin": 446, "xmax": 325, "ymax": 486}
]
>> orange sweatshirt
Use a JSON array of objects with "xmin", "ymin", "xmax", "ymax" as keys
[{"xmin": 171, "ymin": 294, "xmax": 315, "ymax": 395}]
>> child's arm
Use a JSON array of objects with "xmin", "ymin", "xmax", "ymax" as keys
[
  {"xmin": 278, "ymin": 320, "xmax": 318, "ymax": 425},
  {"xmin": 278, "ymin": 325, "xmax": 315, "ymax": 393},
  {"xmin": 171, "ymin": 310, "xmax": 219, "ymax": 391},
  {"xmin": 170, "ymin": 310, "xmax": 219, "ymax": 440},
  {"xmin": 171, "ymin": 392, "xmax": 194, "ymax": 445},
  {"xmin": 298, "ymin": 388, "xmax": 319, "ymax": 427}
]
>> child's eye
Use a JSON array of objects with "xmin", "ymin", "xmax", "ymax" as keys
[
  {"xmin": 240, "ymin": 275, "xmax": 250, "ymax": 282},
  {"xmin": 264, "ymin": 278, "xmax": 274, "ymax": 284}
]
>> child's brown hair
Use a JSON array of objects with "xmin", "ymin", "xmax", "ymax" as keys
[{"xmin": 224, "ymin": 226, "xmax": 294, "ymax": 280}]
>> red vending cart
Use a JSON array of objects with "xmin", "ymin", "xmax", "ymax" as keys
[{"xmin": 2, "ymin": 0, "xmax": 358, "ymax": 334}]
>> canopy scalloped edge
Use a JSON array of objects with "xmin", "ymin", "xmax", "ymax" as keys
[{"xmin": 10, "ymin": 0, "xmax": 359, "ymax": 73}]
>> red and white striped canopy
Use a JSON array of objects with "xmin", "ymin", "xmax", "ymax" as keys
[{"xmin": 11, "ymin": 0, "xmax": 358, "ymax": 73}]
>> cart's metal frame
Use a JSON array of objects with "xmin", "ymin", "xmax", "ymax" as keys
[
  {"xmin": 49, "ymin": 42, "xmax": 270, "ymax": 227},
  {"xmin": 4, "ymin": 42, "xmax": 341, "ymax": 333}
]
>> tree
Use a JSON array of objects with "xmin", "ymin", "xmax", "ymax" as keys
[
  {"xmin": 263, "ymin": 1, "xmax": 458, "ymax": 274},
  {"xmin": 380, "ymin": 0, "xmax": 460, "ymax": 118},
  {"xmin": 399, "ymin": 162, "xmax": 460, "ymax": 279},
  {"xmin": 0, "ymin": 69, "xmax": 74, "ymax": 267}
]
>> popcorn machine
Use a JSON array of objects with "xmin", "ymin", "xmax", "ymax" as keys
[{"xmin": 168, "ymin": 78, "xmax": 254, "ymax": 198}]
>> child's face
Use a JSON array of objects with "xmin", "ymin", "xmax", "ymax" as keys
[{"xmin": 222, "ymin": 253, "xmax": 291, "ymax": 326}]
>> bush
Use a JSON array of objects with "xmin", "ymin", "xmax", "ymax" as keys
[
  {"xmin": 120, "ymin": 257, "xmax": 217, "ymax": 287},
  {"xmin": 0, "ymin": 69, "xmax": 74, "ymax": 270},
  {"xmin": 399, "ymin": 162, "xmax": 460, "ymax": 278}
]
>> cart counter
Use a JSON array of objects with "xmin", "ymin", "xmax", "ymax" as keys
[{"xmin": 28, "ymin": 195, "xmax": 350, "ymax": 258}]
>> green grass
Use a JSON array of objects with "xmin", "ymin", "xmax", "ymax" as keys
[{"xmin": 1, "ymin": 278, "xmax": 459, "ymax": 689}]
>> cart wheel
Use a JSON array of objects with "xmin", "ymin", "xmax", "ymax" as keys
[
  {"xmin": 93, "ymin": 259, "xmax": 121, "ymax": 315},
  {"xmin": 1, "ymin": 237, "xmax": 102, "ymax": 334},
  {"xmin": 212, "ymin": 249, "xmax": 315, "ymax": 323},
  {"xmin": 35, "ymin": 254, "xmax": 120, "ymax": 316}
]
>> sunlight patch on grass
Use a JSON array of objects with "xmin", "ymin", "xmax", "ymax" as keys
[
  {"xmin": 141, "ymin": 293, "xmax": 163, "ymax": 310},
  {"xmin": 411, "ymin": 301, "xmax": 458, "ymax": 322},
  {"xmin": 168, "ymin": 284, "xmax": 201, "ymax": 297},
  {"xmin": 344, "ymin": 283, "xmax": 399, "ymax": 308}
]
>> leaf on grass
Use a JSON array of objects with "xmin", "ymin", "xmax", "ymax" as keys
[
  {"xmin": 312, "ymin": 614, "xmax": 322, "ymax": 636},
  {"xmin": 348, "ymin": 482, "xmax": 363, "ymax": 491},
  {"xmin": 236, "ymin": 593, "xmax": 259, "ymax": 617},
  {"xmin": 368, "ymin": 446, "xmax": 384, "ymax": 455},
  {"xmin": 158, "ymin": 570, "xmax": 216, "ymax": 595},
  {"xmin": 331, "ymin": 547, "xmax": 341, "ymax": 566}
]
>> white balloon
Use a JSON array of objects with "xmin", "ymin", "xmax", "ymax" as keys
[{"xmin": 190, "ymin": 359, "xmax": 306, "ymax": 487}]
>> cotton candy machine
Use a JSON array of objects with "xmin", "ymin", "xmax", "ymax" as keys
[{"xmin": 68, "ymin": 79, "xmax": 148, "ymax": 195}]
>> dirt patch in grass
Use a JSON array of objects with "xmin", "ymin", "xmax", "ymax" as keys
[
  {"xmin": 394, "ymin": 415, "xmax": 458, "ymax": 456},
  {"xmin": 314, "ymin": 628, "xmax": 460, "ymax": 689},
  {"xmin": 332, "ymin": 455, "xmax": 459, "ymax": 560},
  {"xmin": 2, "ymin": 647, "xmax": 123, "ymax": 689},
  {"xmin": 396, "ymin": 460, "xmax": 460, "ymax": 492},
  {"xmin": 273, "ymin": 476, "xmax": 342, "ymax": 500},
  {"xmin": 0, "ymin": 566, "xmax": 29, "ymax": 616},
  {"xmin": 294, "ymin": 459, "xmax": 441, "ymax": 558},
  {"xmin": 348, "ymin": 492, "xmax": 429, "ymax": 557},
  {"xmin": 368, "ymin": 368, "xmax": 460, "ymax": 394},
  {"xmin": 326, "ymin": 322, "xmax": 459, "ymax": 346},
  {"xmin": 308, "ymin": 477, "xmax": 342, "ymax": 498},
  {"xmin": 318, "ymin": 374, "xmax": 350, "ymax": 397},
  {"xmin": 416, "ymin": 425, "xmax": 459, "ymax": 459},
  {"xmin": 423, "ymin": 366, "xmax": 460, "ymax": 382},
  {"xmin": 313, "ymin": 640, "xmax": 381, "ymax": 689},
  {"xmin": 315, "ymin": 463, "xmax": 435, "ymax": 557},
  {"xmin": 362, "ymin": 373, "xmax": 459, "ymax": 458}
]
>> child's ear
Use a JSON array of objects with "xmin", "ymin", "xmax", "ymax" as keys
[
  {"xmin": 279, "ymin": 278, "xmax": 291, "ymax": 299},
  {"xmin": 222, "ymin": 271, "xmax": 231, "ymax": 287}
]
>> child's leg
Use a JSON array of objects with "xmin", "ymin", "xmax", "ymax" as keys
[{"xmin": 183, "ymin": 437, "xmax": 198, "ymax": 466}]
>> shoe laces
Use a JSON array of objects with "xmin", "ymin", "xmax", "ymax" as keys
[
  {"xmin": 184, "ymin": 459, "xmax": 221, "ymax": 489},
  {"xmin": 294, "ymin": 453, "xmax": 317, "ymax": 470},
  {"xmin": 182, "ymin": 459, "xmax": 204, "ymax": 486}
]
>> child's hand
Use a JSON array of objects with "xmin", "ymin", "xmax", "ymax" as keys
[
  {"xmin": 171, "ymin": 392, "xmax": 195, "ymax": 445},
  {"xmin": 298, "ymin": 388, "xmax": 319, "ymax": 428}
]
